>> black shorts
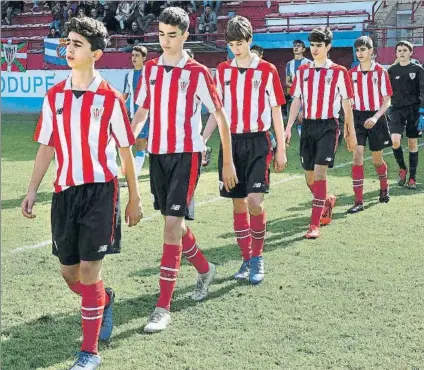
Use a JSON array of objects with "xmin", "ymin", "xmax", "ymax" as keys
[
  {"xmin": 354, "ymin": 110, "xmax": 392, "ymax": 151},
  {"xmin": 388, "ymin": 104, "xmax": 421, "ymax": 138},
  {"xmin": 300, "ymin": 118, "xmax": 340, "ymax": 171},
  {"xmin": 218, "ymin": 131, "xmax": 273, "ymax": 198},
  {"xmin": 51, "ymin": 179, "xmax": 121, "ymax": 266},
  {"xmin": 150, "ymin": 152, "xmax": 201, "ymax": 217}
]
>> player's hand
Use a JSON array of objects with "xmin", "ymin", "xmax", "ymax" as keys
[
  {"xmin": 222, "ymin": 162, "xmax": 238, "ymax": 192},
  {"xmin": 297, "ymin": 111, "xmax": 304, "ymax": 124},
  {"xmin": 125, "ymin": 198, "xmax": 143, "ymax": 227},
  {"xmin": 274, "ymin": 148, "xmax": 287, "ymax": 172},
  {"xmin": 344, "ymin": 128, "xmax": 357, "ymax": 152},
  {"xmin": 21, "ymin": 191, "xmax": 37, "ymax": 218},
  {"xmin": 285, "ymin": 126, "xmax": 292, "ymax": 146},
  {"xmin": 364, "ymin": 116, "xmax": 378, "ymax": 129}
]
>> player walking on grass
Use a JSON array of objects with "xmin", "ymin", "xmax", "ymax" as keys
[
  {"xmin": 123, "ymin": 45, "xmax": 150, "ymax": 177},
  {"xmin": 285, "ymin": 27, "xmax": 356, "ymax": 239},
  {"xmin": 387, "ymin": 40, "xmax": 424, "ymax": 189},
  {"xmin": 21, "ymin": 17, "xmax": 143, "ymax": 370},
  {"xmin": 347, "ymin": 36, "xmax": 393, "ymax": 213},
  {"xmin": 131, "ymin": 7, "xmax": 237, "ymax": 333},
  {"xmin": 202, "ymin": 16, "xmax": 287, "ymax": 284}
]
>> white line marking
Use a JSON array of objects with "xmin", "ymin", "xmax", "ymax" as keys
[{"xmin": 11, "ymin": 143, "xmax": 423, "ymax": 254}]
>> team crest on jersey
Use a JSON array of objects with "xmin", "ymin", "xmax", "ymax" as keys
[
  {"xmin": 179, "ymin": 80, "xmax": 189, "ymax": 92},
  {"xmin": 252, "ymin": 79, "xmax": 261, "ymax": 90},
  {"xmin": 91, "ymin": 106, "xmax": 104, "ymax": 121},
  {"xmin": 225, "ymin": 80, "xmax": 230, "ymax": 86},
  {"xmin": 326, "ymin": 76, "xmax": 333, "ymax": 85},
  {"xmin": 409, "ymin": 73, "xmax": 416, "ymax": 80},
  {"xmin": 150, "ymin": 79, "xmax": 156, "ymax": 85},
  {"xmin": 372, "ymin": 77, "xmax": 378, "ymax": 85}
]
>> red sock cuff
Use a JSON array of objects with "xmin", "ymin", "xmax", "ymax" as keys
[
  {"xmin": 234, "ymin": 212, "xmax": 249, "ymax": 227},
  {"xmin": 68, "ymin": 281, "xmax": 83, "ymax": 296},
  {"xmin": 182, "ymin": 227, "xmax": 195, "ymax": 249},
  {"xmin": 376, "ymin": 161, "xmax": 387, "ymax": 174}
]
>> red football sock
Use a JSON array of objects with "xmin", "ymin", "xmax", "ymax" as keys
[
  {"xmin": 68, "ymin": 281, "xmax": 110, "ymax": 306},
  {"xmin": 182, "ymin": 227, "xmax": 209, "ymax": 274},
  {"xmin": 311, "ymin": 180, "xmax": 327, "ymax": 227},
  {"xmin": 375, "ymin": 161, "xmax": 388, "ymax": 191},
  {"xmin": 251, "ymin": 212, "xmax": 266, "ymax": 257},
  {"xmin": 233, "ymin": 212, "xmax": 252, "ymax": 261},
  {"xmin": 68, "ymin": 281, "xmax": 82, "ymax": 296},
  {"xmin": 352, "ymin": 165, "xmax": 364, "ymax": 203},
  {"xmin": 80, "ymin": 281, "xmax": 105, "ymax": 355},
  {"xmin": 156, "ymin": 244, "xmax": 182, "ymax": 311}
]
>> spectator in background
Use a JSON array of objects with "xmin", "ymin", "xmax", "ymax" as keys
[
  {"xmin": 199, "ymin": 4, "xmax": 217, "ymax": 34},
  {"xmin": 3, "ymin": 5, "xmax": 13, "ymax": 25},
  {"xmin": 50, "ymin": 2, "xmax": 63, "ymax": 33},
  {"xmin": 103, "ymin": 8, "xmax": 119, "ymax": 34},
  {"xmin": 187, "ymin": 3, "xmax": 197, "ymax": 39},
  {"xmin": 115, "ymin": 1, "xmax": 131, "ymax": 31},
  {"xmin": 127, "ymin": 1, "xmax": 155, "ymax": 34},
  {"xmin": 90, "ymin": 7, "xmax": 103, "ymax": 22},
  {"xmin": 250, "ymin": 44, "xmax": 264, "ymax": 59},
  {"xmin": 64, "ymin": 7, "xmax": 74, "ymax": 22},
  {"xmin": 203, "ymin": 1, "xmax": 221, "ymax": 14},
  {"xmin": 76, "ymin": 7, "xmax": 85, "ymax": 18},
  {"xmin": 47, "ymin": 26, "xmax": 60, "ymax": 38},
  {"xmin": 123, "ymin": 21, "xmax": 144, "ymax": 52}
]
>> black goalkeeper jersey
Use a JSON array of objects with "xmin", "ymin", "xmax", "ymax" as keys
[{"xmin": 388, "ymin": 62, "xmax": 424, "ymax": 109}]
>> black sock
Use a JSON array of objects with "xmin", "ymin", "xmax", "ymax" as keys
[
  {"xmin": 409, "ymin": 151, "xmax": 418, "ymax": 179},
  {"xmin": 392, "ymin": 147, "xmax": 407, "ymax": 170}
]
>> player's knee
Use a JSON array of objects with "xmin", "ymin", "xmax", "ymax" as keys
[
  {"xmin": 233, "ymin": 198, "xmax": 248, "ymax": 214},
  {"xmin": 164, "ymin": 217, "xmax": 183, "ymax": 241},
  {"xmin": 247, "ymin": 196, "xmax": 264, "ymax": 215},
  {"xmin": 391, "ymin": 138, "xmax": 401, "ymax": 149},
  {"xmin": 79, "ymin": 260, "xmax": 102, "ymax": 284},
  {"xmin": 61, "ymin": 271, "xmax": 79, "ymax": 286},
  {"xmin": 353, "ymin": 147, "xmax": 364, "ymax": 165},
  {"xmin": 408, "ymin": 139, "xmax": 418, "ymax": 151}
]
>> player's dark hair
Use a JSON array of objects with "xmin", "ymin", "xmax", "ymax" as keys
[
  {"xmin": 250, "ymin": 44, "xmax": 264, "ymax": 57},
  {"xmin": 225, "ymin": 16, "xmax": 253, "ymax": 43},
  {"xmin": 395, "ymin": 40, "xmax": 413, "ymax": 52},
  {"xmin": 65, "ymin": 16, "xmax": 109, "ymax": 51},
  {"xmin": 308, "ymin": 27, "xmax": 332, "ymax": 46},
  {"xmin": 293, "ymin": 39, "xmax": 306, "ymax": 48},
  {"xmin": 133, "ymin": 45, "xmax": 147, "ymax": 57},
  {"xmin": 354, "ymin": 36, "xmax": 373, "ymax": 49},
  {"xmin": 158, "ymin": 7, "xmax": 189, "ymax": 33}
]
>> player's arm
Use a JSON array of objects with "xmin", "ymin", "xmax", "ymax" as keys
[
  {"xmin": 123, "ymin": 73, "xmax": 130, "ymax": 102},
  {"xmin": 213, "ymin": 108, "xmax": 238, "ymax": 191},
  {"xmin": 111, "ymin": 97, "xmax": 143, "ymax": 226},
  {"xmin": 202, "ymin": 113, "xmax": 218, "ymax": 144},
  {"xmin": 342, "ymin": 98, "xmax": 356, "ymax": 152},
  {"xmin": 271, "ymin": 106, "xmax": 287, "ymax": 172},
  {"xmin": 285, "ymin": 97, "xmax": 301, "ymax": 144},
  {"xmin": 131, "ymin": 107, "xmax": 149, "ymax": 137},
  {"xmin": 21, "ymin": 144, "xmax": 54, "ymax": 218},
  {"xmin": 364, "ymin": 95, "xmax": 391, "ymax": 129}
]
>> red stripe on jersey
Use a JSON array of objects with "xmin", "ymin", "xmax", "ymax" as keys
[
  {"xmin": 184, "ymin": 72, "xmax": 199, "ymax": 152},
  {"xmin": 168, "ymin": 68, "xmax": 182, "ymax": 153},
  {"xmin": 327, "ymin": 71, "xmax": 339, "ymax": 119},
  {"xmin": 257, "ymin": 70, "xmax": 267, "ymax": 132},
  {"xmin": 230, "ymin": 68, "xmax": 239, "ymax": 133},
  {"xmin": 98, "ymin": 93, "xmax": 115, "ymax": 180},
  {"xmin": 243, "ymin": 69, "xmax": 254, "ymax": 133},
  {"xmin": 356, "ymin": 72, "xmax": 365, "ymax": 111},
  {"xmin": 186, "ymin": 153, "xmax": 199, "ymax": 205},
  {"xmin": 315, "ymin": 70, "xmax": 326, "ymax": 119},
  {"xmin": 63, "ymin": 90, "xmax": 74, "ymax": 186},
  {"xmin": 80, "ymin": 92, "xmax": 95, "ymax": 183},
  {"xmin": 152, "ymin": 68, "xmax": 164, "ymax": 154}
]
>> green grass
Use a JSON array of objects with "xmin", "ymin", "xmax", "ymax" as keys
[{"xmin": 1, "ymin": 117, "xmax": 424, "ymax": 370}]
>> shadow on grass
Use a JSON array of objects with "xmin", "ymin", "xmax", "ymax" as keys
[
  {"xmin": 1, "ymin": 277, "xmax": 239, "ymax": 370},
  {"xmin": 1, "ymin": 192, "xmax": 52, "ymax": 211}
]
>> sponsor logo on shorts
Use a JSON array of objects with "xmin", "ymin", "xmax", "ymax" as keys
[
  {"xmin": 325, "ymin": 157, "xmax": 333, "ymax": 162},
  {"xmin": 395, "ymin": 76, "xmax": 400, "ymax": 79},
  {"xmin": 171, "ymin": 204, "xmax": 181, "ymax": 211},
  {"xmin": 98, "ymin": 245, "xmax": 108, "ymax": 253},
  {"xmin": 300, "ymin": 157, "xmax": 304, "ymax": 163},
  {"xmin": 253, "ymin": 183, "xmax": 262, "ymax": 188},
  {"xmin": 384, "ymin": 141, "xmax": 389, "ymax": 145}
]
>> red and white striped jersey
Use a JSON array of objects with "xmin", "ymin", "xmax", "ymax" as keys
[
  {"xmin": 290, "ymin": 60, "xmax": 354, "ymax": 120},
  {"xmin": 348, "ymin": 61, "xmax": 393, "ymax": 112},
  {"xmin": 136, "ymin": 52, "xmax": 222, "ymax": 154},
  {"xmin": 34, "ymin": 73, "xmax": 135, "ymax": 193},
  {"xmin": 215, "ymin": 55, "xmax": 286, "ymax": 134}
]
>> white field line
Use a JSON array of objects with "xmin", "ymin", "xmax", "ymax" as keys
[{"xmin": 11, "ymin": 143, "xmax": 423, "ymax": 254}]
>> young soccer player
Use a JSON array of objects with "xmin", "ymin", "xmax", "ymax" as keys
[
  {"xmin": 347, "ymin": 36, "xmax": 393, "ymax": 213},
  {"xmin": 131, "ymin": 7, "xmax": 237, "ymax": 333},
  {"xmin": 123, "ymin": 45, "xmax": 149, "ymax": 177},
  {"xmin": 388, "ymin": 41, "xmax": 424, "ymax": 189},
  {"xmin": 250, "ymin": 44, "xmax": 264, "ymax": 59},
  {"xmin": 202, "ymin": 16, "xmax": 287, "ymax": 284},
  {"xmin": 285, "ymin": 27, "xmax": 356, "ymax": 239},
  {"xmin": 21, "ymin": 17, "xmax": 143, "ymax": 369}
]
